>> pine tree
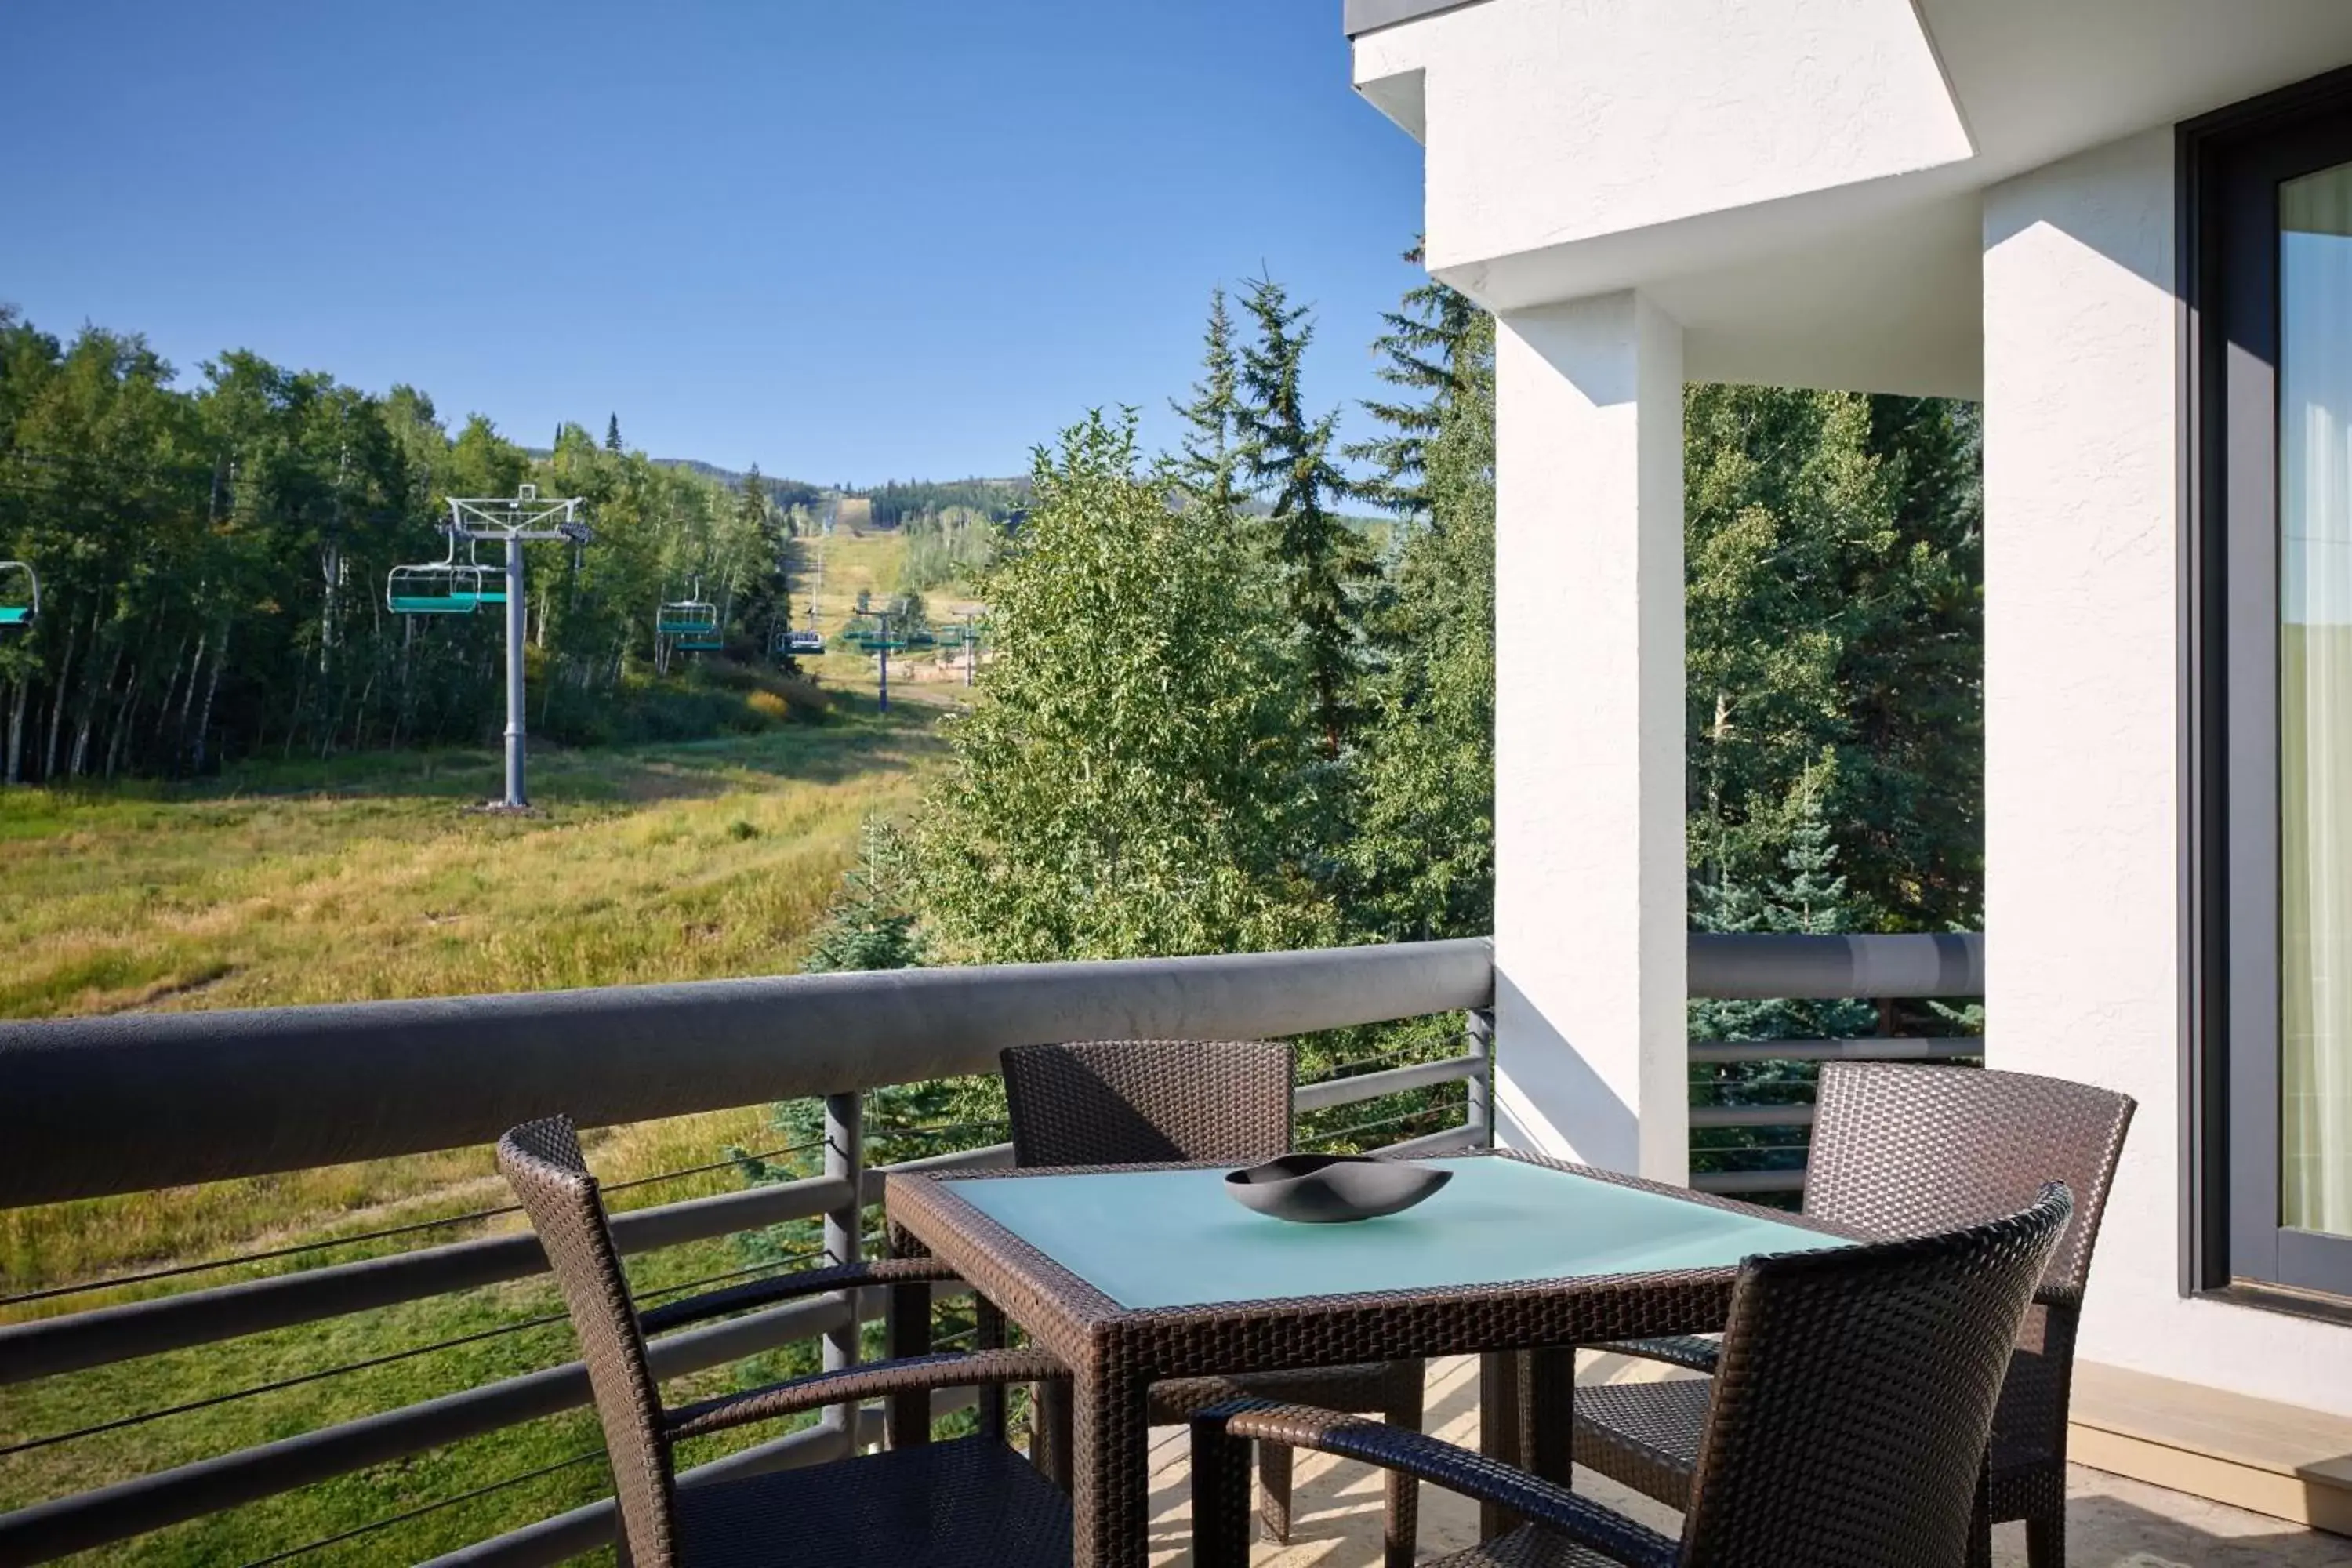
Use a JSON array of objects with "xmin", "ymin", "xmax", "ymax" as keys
[
  {"xmin": 604, "ymin": 413, "xmax": 622, "ymax": 453},
  {"xmin": 1345, "ymin": 242, "xmax": 1483, "ymax": 518},
  {"xmin": 1235, "ymin": 273, "xmax": 1371, "ymax": 757},
  {"xmin": 1171, "ymin": 287, "xmax": 1243, "ymax": 522},
  {"xmin": 1345, "ymin": 312, "xmax": 1496, "ymax": 941}
]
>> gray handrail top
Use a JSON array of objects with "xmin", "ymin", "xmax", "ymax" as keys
[{"xmin": 0, "ymin": 938, "xmax": 1494, "ymax": 1207}]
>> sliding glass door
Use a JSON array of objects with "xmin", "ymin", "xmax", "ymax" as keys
[
  {"xmin": 2280, "ymin": 162, "xmax": 2352, "ymax": 1249},
  {"xmin": 2209, "ymin": 99, "xmax": 2352, "ymax": 1298}
]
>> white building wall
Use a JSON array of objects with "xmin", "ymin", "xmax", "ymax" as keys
[{"xmin": 1984, "ymin": 127, "xmax": 2352, "ymax": 1414}]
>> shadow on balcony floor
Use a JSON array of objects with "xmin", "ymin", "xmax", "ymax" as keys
[{"xmin": 1140, "ymin": 1356, "xmax": 2352, "ymax": 1565}]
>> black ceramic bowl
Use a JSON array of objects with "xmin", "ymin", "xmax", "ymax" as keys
[{"xmin": 1223, "ymin": 1152, "xmax": 1453, "ymax": 1224}]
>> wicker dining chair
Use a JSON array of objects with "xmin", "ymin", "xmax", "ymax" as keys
[
  {"xmin": 1192, "ymin": 1182, "xmax": 2077, "ymax": 1568},
  {"xmin": 1000, "ymin": 1039, "xmax": 1426, "ymax": 1567},
  {"xmin": 497, "ymin": 1116, "xmax": 1071, "ymax": 1568},
  {"xmin": 1569, "ymin": 1062, "xmax": 2134, "ymax": 1567}
]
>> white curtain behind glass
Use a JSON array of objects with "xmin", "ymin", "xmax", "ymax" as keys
[{"xmin": 2280, "ymin": 163, "xmax": 2352, "ymax": 1237}]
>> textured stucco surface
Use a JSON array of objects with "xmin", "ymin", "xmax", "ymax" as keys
[
  {"xmin": 1984, "ymin": 129, "xmax": 2352, "ymax": 1417},
  {"xmin": 1355, "ymin": 0, "xmax": 1969, "ymax": 273},
  {"xmin": 1492, "ymin": 292, "xmax": 1688, "ymax": 1182}
]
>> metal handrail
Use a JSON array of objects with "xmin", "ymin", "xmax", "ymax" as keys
[
  {"xmin": 0, "ymin": 928, "xmax": 1987, "ymax": 1564},
  {"xmin": 0, "ymin": 946, "xmax": 1500, "ymax": 1565}
]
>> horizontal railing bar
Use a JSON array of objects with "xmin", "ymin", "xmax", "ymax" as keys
[
  {"xmin": 0, "ymin": 1289, "xmax": 855, "ymax": 1561},
  {"xmin": 418, "ymin": 1412, "xmax": 867, "ymax": 1568},
  {"xmin": 1686, "ymin": 932, "xmax": 1980, "ymax": 1000},
  {"xmin": 1688, "ymin": 1036, "xmax": 1984, "ymax": 1064},
  {"xmin": 418, "ymin": 1389, "xmax": 986, "ymax": 1568},
  {"xmin": 1377, "ymin": 1123, "xmax": 1482, "ymax": 1158},
  {"xmin": 1294, "ymin": 1053, "xmax": 1479, "ymax": 1113},
  {"xmin": 0, "ymin": 1200, "xmax": 525, "ymax": 1311},
  {"xmin": 0, "ymin": 938, "xmax": 1496, "ymax": 1207},
  {"xmin": 0, "ymin": 1173, "xmax": 853, "ymax": 1386},
  {"xmin": 1689, "ymin": 1104, "xmax": 1819, "ymax": 1130},
  {"xmin": 235, "ymin": 1449, "xmax": 605, "ymax": 1568},
  {"xmin": 1689, "ymin": 1170, "xmax": 1809, "ymax": 1195}
]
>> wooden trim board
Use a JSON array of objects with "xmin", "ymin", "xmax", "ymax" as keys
[{"xmin": 2071, "ymin": 1361, "xmax": 2352, "ymax": 1534}]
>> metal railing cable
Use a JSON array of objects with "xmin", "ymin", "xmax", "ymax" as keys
[
  {"xmin": 1304, "ymin": 1099, "xmax": 1465, "ymax": 1149},
  {"xmin": 604, "ymin": 1138, "xmax": 826, "ymax": 1191},
  {"xmin": 0, "ymin": 1246, "xmax": 828, "ymax": 1460},
  {"xmin": 0, "ymin": 1203, "xmax": 526, "ymax": 1309},
  {"xmin": 1302, "ymin": 1040, "xmax": 1432, "ymax": 1083},
  {"xmin": 0, "ymin": 1139, "xmax": 826, "ymax": 1312},
  {"xmin": 232, "ymin": 1450, "xmax": 606, "ymax": 1568}
]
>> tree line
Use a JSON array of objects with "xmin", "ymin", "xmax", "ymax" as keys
[
  {"xmin": 0, "ymin": 308, "xmax": 826, "ymax": 783},
  {"xmin": 811, "ymin": 264, "xmax": 1980, "ymax": 967},
  {"xmin": 775, "ymin": 258, "xmax": 1981, "ymax": 1164}
]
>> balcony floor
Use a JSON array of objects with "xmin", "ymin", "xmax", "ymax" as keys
[{"xmin": 1139, "ymin": 1355, "xmax": 2352, "ymax": 1565}]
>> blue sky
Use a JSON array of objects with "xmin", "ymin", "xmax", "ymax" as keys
[{"xmin": 1, "ymin": 2, "xmax": 1426, "ymax": 486}]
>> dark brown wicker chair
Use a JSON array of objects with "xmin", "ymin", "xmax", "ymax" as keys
[
  {"xmin": 496, "ymin": 1116, "xmax": 1070, "ymax": 1568},
  {"xmin": 1191, "ymin": 1183, "xmax": 2077, "ymax": 1568},
  {"xmin": 1570, "ymin": 1062, "xmax": 2135, "ymax": 1566},
  {"xmin": 1000, "ymin": 1039, "xmax": 1425, "ymax": 1566}
]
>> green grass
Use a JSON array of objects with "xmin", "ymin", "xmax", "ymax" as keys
[{"xmin": 0, "ymin": 704, "xmax": 948, "ymax": 1564}]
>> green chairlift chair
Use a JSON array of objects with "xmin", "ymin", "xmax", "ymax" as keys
[
  {"xmin": 658, "ymin": 588, "xmax": 723, "ymax": 653},
  {"xmin": 387, "ymin": 561, "xmax": 485, "ymax": 615},
  {"xmin": 0, "ymin": 561, "xmax": 37, "ymax": 630}
]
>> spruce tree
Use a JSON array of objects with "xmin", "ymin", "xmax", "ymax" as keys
[
  {"xmin": 604, "ymin": 412, "xmax": 622, "ymax": 452},
  {"xmin": 1171, "ymin": 287, "xmax": 1243, "ymax": 522},
  {"xmin": 1345, "ymin": 311, "xmax": 1496, "ymax": 942},
  {"xmin": 1235, "ymin": 273, "xmax": 1371, "ymax": 757},
  {"xmin": 1345, "ymin": 241, "xmax": 1483, "ymax": 518}
]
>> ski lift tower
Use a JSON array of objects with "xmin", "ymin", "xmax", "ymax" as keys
[{"xmin": 445, "ymin": 484, "xmax": 593, "ymax": 811}]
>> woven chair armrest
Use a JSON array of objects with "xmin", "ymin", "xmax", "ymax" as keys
[
  {"xmin": 1199, "ymin": 1402, "xmax": 1679, "ymax": 1568},
  {"xmin": 637, "ymin": 1255, "xmax": 962, "ymax": 1335},
  {"xmin": 665, "ymin": 1349, "xmax": 1067, "ymax": 1441},
  {"xmin": 2032, "ymin": 1281, "xmax": 2082, "ymax": 1314},
  {"xmin": 1590, "ymin": 1334, "xmax": 1722, "ymax": 1373}
]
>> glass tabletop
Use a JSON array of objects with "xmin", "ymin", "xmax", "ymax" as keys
[{"xmin": 946, "ymin": 1155, "xmax": 1849, "ymax": 1310}]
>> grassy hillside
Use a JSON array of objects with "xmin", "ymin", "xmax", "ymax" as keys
[{"xmin": 0, "ymin": 711, "xmax": 944, "ymax": 1563}]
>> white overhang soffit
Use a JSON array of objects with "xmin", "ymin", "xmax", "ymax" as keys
[{"xmin": 1354, "ymin": 0, "xmax": 2352, "ymax": 300}]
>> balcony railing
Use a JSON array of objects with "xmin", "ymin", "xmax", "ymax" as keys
[{"xmin": 0, "ymin": 931, "xmax": 1980, "ymax": 1566}]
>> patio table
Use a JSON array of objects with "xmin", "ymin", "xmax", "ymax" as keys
[{"xmin": 885, "ymin": 1148, "xmax": 1861, "ymax": 1568}]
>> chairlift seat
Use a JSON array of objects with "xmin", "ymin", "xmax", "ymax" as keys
[{"xmin": 387, "ymin": 563, "xmax": 486, "ymax": 616}]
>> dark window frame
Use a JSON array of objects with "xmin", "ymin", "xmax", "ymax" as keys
[{"xmin": 2182, "ymin": 67, "xmax": 2352, "ymax": 1306}]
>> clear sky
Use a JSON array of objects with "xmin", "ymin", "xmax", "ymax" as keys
[{"xmin": 1, "ymin": 2, "xmax": 1426, "ymax": 487}]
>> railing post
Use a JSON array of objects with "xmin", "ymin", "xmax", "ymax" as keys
[
  {"xmin": 1466, "ymin": 1007, "xmax": 1495, "ymax": 1148},
  {"xmin": 822, "ymin": 1090, "xmax": 863, "ymax": 1446}
]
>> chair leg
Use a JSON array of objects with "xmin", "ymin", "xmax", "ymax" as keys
[
  {"xmin": 1034, "ymin": 1378, "xmax": 1074, "ymax": 1492},
  {"xmin": 1258, "ymin": 1439, "xmax": 1295, "ymax": 1541},
  {"xmin": 1384, "ymin": 1361, "xmax": 1425, "ymax": 1568},
  {"xmin": 974, "ymin": 1296, "xmax": 1007, "ymax": 1441},
  {"xmin": 2025, "ymin": 1509, "xmax": 2064, "ymax": 1566},
  {"xmin": 1192, "ymin": 1414, "xmax": 1258, "ymax": 1568}
]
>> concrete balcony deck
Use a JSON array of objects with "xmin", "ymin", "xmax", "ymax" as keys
[{"xmin": 1140, "ymin": 1356, "xmax": 2352, "ymax": 1565}]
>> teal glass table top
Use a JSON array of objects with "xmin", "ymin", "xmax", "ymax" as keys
[{"xmin": 946, "ymin": 1156, "xmax": 1849, "ymax": 1311}]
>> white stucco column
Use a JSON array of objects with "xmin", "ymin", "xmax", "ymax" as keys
[{"xmin": 1491, "ymin": 291, "xmax": 1688, "ymax": 1183}]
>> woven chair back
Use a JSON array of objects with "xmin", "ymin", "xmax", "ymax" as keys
[
  {"xmin": 1001, "ymin": 1040, "xmax": 1294, "ymax": 1167},
  {"xmin": 1806, "ymin": 1062, "xmax": 2132, "ymax": 1296},
  {"xmin": 1680, "ymin": 1183, "xmax": 2074, "ymax": 1568},
  {"xmin": 498, "ymin": 1117, "xmax": 677, "ymax": 1568}
]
